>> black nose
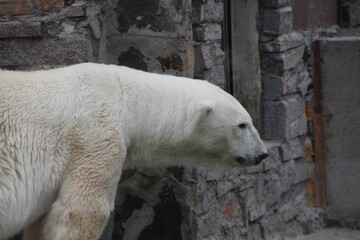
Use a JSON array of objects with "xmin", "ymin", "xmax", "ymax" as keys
[{"xmin": 255, "ymin": 153, "xmax": 269, "ymax": 165}]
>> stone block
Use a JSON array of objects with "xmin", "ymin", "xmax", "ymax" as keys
[
  {"xmin": 192, "ymin": 0, "xmax": 224, "ymax": 24},
  {"xmin": 262, "ymin": 173, "xmax": 282, "ymax": 207},
  {"xmin": 263, "ymin": 100, "xmax": 287, "ymax": 140},
  {"xmin": 260, "ymin": 212, "xmax": 284, "ymax": 240},
  {"xmin": 195, "ymin": 64, "xmax": 225, "ymax": 88},
  {"xmin": 263, "ymin": 62, "xmax": 310, "ymax": 100},
  {"xmin": 261, "ymin": 45, "xmax": 305, "ymax": 75},
  {"xmin": 279, "ymin": 203, "xmax": 297, "ymax": 222},
  {"xmin": 279, "ymin": 160, "xmax": 296, "ymax": 192},
  {"xmin": 0, "ymin": 0, "xmax": 32, "ymax": 15},
  {"xmin": 0, "ymin": 22, "xmax": 43, "ymax": 39},
  {"xmin": 0, "ymin": 34, "xmax": 93, "ymax": 67},
  {"xmin": 263, "ymin": 145, "xmax": 281, "ymax": 171},
  {"xmin": 194, "ymin": 42, "xmax": 225, "ymax": 72},
  {"xmin": 263, "ymin": 95, "xmax": 306, "ymax": 140},
  {"xmin": 280, "ymin": 137, "xmax": 305, "ymax": 161},
  {"xmin": 240, "ymin": 188, "xmax": 266, "ymax": 221},
  {"xmin": 294, "ymin": 158, "xmax": 308, "ymax": 183},
  {"xmin": 35, "ymin": 0, "xmax": 64, "ymax": 12},
  {"xmin": 262, "ymin": 7, "xmax": 292, "ymax": 35},
  {"xmin": 193, "ymin": 23, "xmax": 222, "ymax": 42},
  {"xmin": 260, "ymin": 0, "xmax": 291, "ymax": 9},
  {"xmin": 63, "ymin": 2, "xmax": 87, "ymax": 17},
  {"xmin": 261, "ymin": 32, "xmax": 304, "ymax": 53}
]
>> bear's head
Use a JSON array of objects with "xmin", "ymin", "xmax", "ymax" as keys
[{"xmin": 185, "ymin": 90, "xmax": 268, "ymax": 168}]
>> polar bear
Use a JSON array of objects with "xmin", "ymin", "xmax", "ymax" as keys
[{"xmin": 0, "ymin": 63, "xmax": 268, "ymax": 240}]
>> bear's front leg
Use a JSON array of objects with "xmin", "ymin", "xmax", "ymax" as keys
[
  {"xmin": 43, "ymin": 138, "xmax": 125, "ymax": 240},
  {"xmin": 43, "ymin": 198, "xmax": 111, "ymax": 240}
]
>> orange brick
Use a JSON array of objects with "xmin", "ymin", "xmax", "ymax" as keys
[
  {"xmin": 0, "ymin": 0, "xmax": 32, "ymax": 15},
  {"xmin": 34, "ymin": 0, "xmax": 64, "ymax": 12}
]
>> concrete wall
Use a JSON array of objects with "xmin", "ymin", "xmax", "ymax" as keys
[{"xmin": 319, "ymin": 37, "xmax": 360, "ymax": 224}]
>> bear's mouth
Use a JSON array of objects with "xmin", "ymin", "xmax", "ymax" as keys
[{"xmin": 235, "ymin": 156, "xmax": 248, "ymax": 165}]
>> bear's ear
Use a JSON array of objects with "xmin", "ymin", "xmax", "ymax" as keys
[{"xmin": 185, "ymin": 101, "xmax": 214, "ymax": 134}]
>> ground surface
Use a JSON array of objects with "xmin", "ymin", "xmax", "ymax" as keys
[{"xmin": 292, "ymin": 227, "xmax": 360, "ymax": 240}]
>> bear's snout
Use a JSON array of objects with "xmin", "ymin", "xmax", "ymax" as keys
[{"xmin": 255, "ymin": 153, "xmax": 269, "ymax": 165}]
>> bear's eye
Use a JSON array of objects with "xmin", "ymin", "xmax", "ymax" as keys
[{"xmin": 238, "ymin": 123, "xmax": 247, "ymax": 129}]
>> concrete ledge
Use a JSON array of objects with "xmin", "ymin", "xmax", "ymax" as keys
[{"xmin": 292, "ymin": 227, "xmax": 360, "ymax": 240}]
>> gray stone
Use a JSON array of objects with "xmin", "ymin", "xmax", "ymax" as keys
[
  {"xmin": 262, "ymin": 70, "xmax": 299, "ymax": 100},
  {"xmin": 201, "ymin": 65, "xmax": 225, "ymax": 88},
  {"xmin": 193, "ymin": 23, "xmax": 222, "ymax": 42},
  {"xmin": 280, "ymin": 137, "xmax": 305, "ymax": 161},
  {"xmin": 194, "ymin": 43, "xmax": 217, "ymax": 70},
  {"xmin": 287, "ymin": 112, "xmax": 307, "ymax": 139},
  {"xmin": 262, "ymin": 6, "xmax": 292, "ymax": 35},
  {"xmin": 192, "ymin": 0, "xmax": 224, "ymax": 24},
  {"xmin": 279, "ymin": 160, "xmax": 296, "ymax": 192},
  {"xmin": 263, "ymin": 145, "xmax": 281, "ymax": 171},
  {"xmin": 63, "ymin": 2, "xmax": 87, "ymax": 17},
  {"xmin": 260, "ymin": 212, "xmax": 284, "ymax": 240},
  {"xmin": 294, "ymin": 158, "xmax": 308, "ymax": 184},
  {"xmin": 263, "ymin": 100, "xmax": 287, "ymax": 140},
  {"xmin": 279, "ymin": 203, "xmax": 298, "ymax": 222},
  {"xmin": 261, "ymin": 32, "xmax": 304, "ymax": 52},
  {"xmin": 241, "ymin": 188, "xmax": 267, "ymax": 221},
  {"xmin": 263, "ymin": 95, "xmax": 307, "ymax": 140},
  {"xmin": 89, "ymin": 17, "xmax": 101, "ymax": 39},
  {"xmin": 262, "ymin": 173, "xmax": 282, "ymax": 207},
  {"xmin": 261, "ymin": 45, "xmax": 305, "ymax": 75},
  {"xmin": 0, "ymin": 21, "xmax": 43, "ymax": 38}
]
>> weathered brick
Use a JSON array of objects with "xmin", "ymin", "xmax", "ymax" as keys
[
  {"xmin": 0, "ymin": 22, "xmax": 43, "ymax": 39},
  {"xmin": 0, "ymin": 35, "xmax": 93, "ymax": 67},
  {"xmin": 35, "ymin": 0, "xmax": 64, "ymax": 12},
  {"xmin": 0, "ymin": 0, "xmax": 32, "ymax": 15},
  {"xmin": 193, "ymin": 23, "xmax": 222, "ymax": 42},
  {"xmin": 261, "ymin": 45, "xmax": 305, "ymax": 75},
  {"xmin": 262, "ymin": 7, "xmax": 293, "ymax": 35}
]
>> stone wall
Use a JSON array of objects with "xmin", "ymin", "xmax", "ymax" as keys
[{"xmin": 0, "ymin": 0, "xmax": 341, "ymax": 239}]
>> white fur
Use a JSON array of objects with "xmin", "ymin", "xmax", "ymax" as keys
[{"xmin": 0, "ymin": 63, "xmax": 267, "ymax": 240}]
